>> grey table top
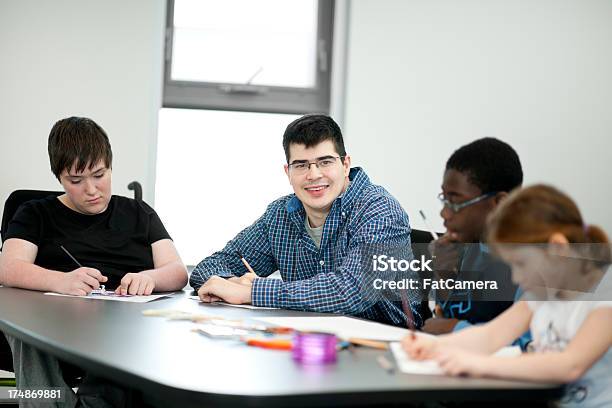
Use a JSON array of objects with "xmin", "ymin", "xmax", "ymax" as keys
[{"xmin": 0, "ymin": 287, "xmax": 562, "ymax": 407}]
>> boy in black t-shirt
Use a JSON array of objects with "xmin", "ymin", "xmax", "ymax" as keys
[
  {"xmin": 1, "ymin": 116, "xmax": 187, "ymax": 295},
  {"xmin": 0, "ymin": 116, "xmax": 188, "ymax": 407},
  {"xmin": 5, "ymin": 195, "xmax": 176, "ymax": 291}
]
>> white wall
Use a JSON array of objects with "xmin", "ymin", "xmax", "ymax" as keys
[
  {"xmin": 2, "ymin": 0, "xmax": 610, "ymax": 239},
  {"xmin": 344, "ymin": 0, "xmax": 612, "ymax": 233},
  {"xmin": 0, "ymin": 0, "xmax": 166, "ymax": 223}
]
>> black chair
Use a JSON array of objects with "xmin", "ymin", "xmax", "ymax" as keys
[
  {"xmin": 1, "ymin": 190, "xmax": 63, "ymax": 242},
  {"xmin": 0, "ymin": 182, "xmax": 143, "ymax": 373},
  {"xmin": 1, "ymin": 190, "xmax": 63, "ymax": 372},
  {"xmin": 0, "ymin": 334, "xmax": 12, "ymax": 372},
  {"xmin": 410, "ymin": 228, "xmax": 440, "ymax": 245},
  {"xmin": 1, "ymin": 182, "xmax": 143, "ymax": 241},
  {"xmin": 127, "ymin": 181, "xmax": 143, "ymax": 202},
  {"xmin": 410, "ymin": 229, "xmax": 442, "ymax": 322}
]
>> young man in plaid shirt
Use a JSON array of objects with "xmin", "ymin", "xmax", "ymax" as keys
[{"xmin": 190, "ymin": 114, "xmax": 420, "ymax": 326}]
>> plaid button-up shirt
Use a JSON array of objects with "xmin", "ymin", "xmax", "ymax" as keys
[{"xmin": 190, "ymin": 167, "xmax": 420, "ymax": 326}]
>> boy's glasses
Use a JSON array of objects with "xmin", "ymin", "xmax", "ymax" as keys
[
  {"xmin": 288, "ymin": 156, "xmax": 344, "ymax": 175},
  {"xmin": 437, "ymin": 192, "xmax": 498, "ymax": 213}
]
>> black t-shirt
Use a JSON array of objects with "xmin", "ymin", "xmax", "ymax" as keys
[{"xmin": 2, "ymin": 195, "xmax": 171, "ymax": 289}]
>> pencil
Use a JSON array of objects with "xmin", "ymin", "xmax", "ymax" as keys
[
  {"xmin": 60, "ymin": 245, "xmax": 83, "ymax": 268},
  {"xmin": 235, "ymin": 250, "xmax": 256, "ymax": 275},
  {"xmin": 419, "ymin": 210, "xmax": 439, "ymax": 241},
  {"xmin": 347, "ymin": 337, "xmax": 388, "ymax": 350},
  {"xmin": 400, "ymin": 289, "xmax": 417, "ymax": 340}
]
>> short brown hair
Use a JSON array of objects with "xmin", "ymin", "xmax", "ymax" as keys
[
  {"xmin": 282, "ymin": 114, "xmax": 346, "ymax": 162},
  {"xmin": 48, "ymin": 117, "xmax": 112, "ymax": 180}
]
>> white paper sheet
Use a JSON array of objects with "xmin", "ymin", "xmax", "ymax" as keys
[
  {"xmin": 188, "ymin": 296, "xmax": 279, "ymax": 310},
  {"xmin": 390, "ymin": 342, "xmax": 522, "ymax": 375},
  {"xmin": 493, "ymin": 346, "xmax": 522, "ymax": 357},
  {"xmin": 389, "ymin": 342, "xmax": 443, "ymax": 374},
  {"xmin": 192, "ymin": 323, "xmax": 250, "ymax": 338},
  {"xmin": 44, "ymin": 292, "xmax": 170, "ymax": 303},
  {"xmin": 253, "ymin": 316, "xmax": 412, "ymax": 341},
  {"xmin": 0, "ymin": 369, "xmax": 15, "ymax": 379}
]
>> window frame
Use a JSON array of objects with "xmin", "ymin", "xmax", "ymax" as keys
[{"xmin": 162, "ymin": 0, "xmax": 335, "ymax": 114}]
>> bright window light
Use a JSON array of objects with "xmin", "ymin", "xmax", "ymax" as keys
[
  {"xmin": 171, "ymin": 0, "xmax": 318, "ymax": 88},
  {"xmin": 155, "ymin": 108, "xmax": 297, "ymax": 266}
]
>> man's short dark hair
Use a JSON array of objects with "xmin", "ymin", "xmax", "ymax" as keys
[
  {"xmin": 282, "ymin": 114, "xmax": 346, "ymax": 162},
  {"xmin": 446, "ymin": 137, "xmax": 523, "ymax": 193},
  {"xmin": 48, "ymin": 117, "xmax": 113, "ymax": 180}
]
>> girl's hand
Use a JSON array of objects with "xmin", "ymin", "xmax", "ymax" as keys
[
  {"xmin": 401, "ymin": 334, "xmax": 439, "ymax": 360},
  {"xmin": 435, "ymin": 348, "xmax": 489, "ymax": 377}
]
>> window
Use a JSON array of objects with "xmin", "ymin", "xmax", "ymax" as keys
[
  {"xmin": 155, "ymin": 108, "xmax": 296, "ymax": 265},
  {"xmin": 163, "ymin": 0, "xmax": 334, "ymax": 114},
  {"xmin": 156, "ymin": 1, "xmax": 335, "ymax": 265}
]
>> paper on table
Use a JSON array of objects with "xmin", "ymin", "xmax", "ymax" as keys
[
  {"xmin": 253, "ymin": 316, "xmax": 411, "ymax": 341},
  {"xmin": 0, "ymin": 369, "xmax": 15, "ymax": 379},
  {"xmin": 192, "ymin": 323, "xmax": 250, "ymax": 338},
  {"xmin": 390, "ymin": 342, "xmax": 442, "ymax": 375},
  {"xmin": 493, "ymin": 345, "xmax": 522, "ymax": 357},
  {"xmin": 44, "ymin": 292, "xmax": 170, "ymax": 303},
  {"xmin": 390, "ymin": 342, "xmax": 522, "ymax": 375},
  {"xmin": 188, "ymin": 296, "xmax": 279, "ymax": 310}
]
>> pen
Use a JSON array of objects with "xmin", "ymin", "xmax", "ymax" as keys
[
  {"xmin": 60, "ymin": 245, "xmax": 83, "ymax": 268},
  {"xmin": 419, "ymin": 210, "xmax": 439, "ymax": 241},
  {"xmin": 60, "ymin": 244, "xmax": 108, "ymax": 293},
  {"xmin": 236, "ymin": 250, "xmax": 256, "ymax": 275}
]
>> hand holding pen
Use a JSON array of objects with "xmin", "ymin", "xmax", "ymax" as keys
[
  {"xmin": 228, "ymin": 250, "xmax": 258, "ymax": 286},
  {"xmin": 56, "ymin": 245, "xmax": 108, "ymax": 296},
  {"xmin": 198, "ymin": 250, "xmax": 258, "ymax": 304},
  {"xmin": 401, "ymin": 332, "xmax": 439, "ymax": 361}
]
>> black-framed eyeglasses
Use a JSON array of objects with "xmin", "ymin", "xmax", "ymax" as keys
[
  {"xmin": 287, "ymin": 156, "xmax": 345, "ymax": 175},
  {"xmin": 437, "ymin": 192, "xmax": 498, "ymax": 213}
]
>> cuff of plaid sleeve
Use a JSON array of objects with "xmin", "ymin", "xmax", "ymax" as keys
[
  {"xmin": 251, "ymin": 278, "xmax": 282, "ymax": 308},
  {"xmin": 189, "ymin": 268, "xmax": 234, "ymax": 289}
]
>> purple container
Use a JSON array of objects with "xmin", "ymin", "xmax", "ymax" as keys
[{"xmin": 292, "ymin": 331, "xmax": 337, "ymax": 364}]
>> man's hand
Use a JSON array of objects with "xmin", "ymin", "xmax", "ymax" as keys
[
  {"xmin": 56, "ymin": 267, "xmax": 108, "ymax": 296},
  {"xmin": 116, "ymin": 273, "xmax": 156, "ymax": 295},
  {"xmin": 228, "ymin": 272, "xmax": 257, "ymax": 286},
  {"xmin": 198, "ymin": 275, "xmax": 252, "ymax": 304}
]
